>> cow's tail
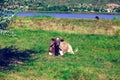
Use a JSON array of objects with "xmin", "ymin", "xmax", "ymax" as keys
[
  {"xmin": 68, "ymin": 44, "xmax": 78, "ymax": 54},
  {"xmin": 74, "ymin": 48, "xmax": 78, "ymax": 53}
]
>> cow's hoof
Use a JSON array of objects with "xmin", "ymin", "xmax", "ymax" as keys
[
  {"xmin": 49, "ymin": 52, "xmax": 53, "ymax": 55},
  {"xmin": 60, "ymin": 51, "xmax": 64, "ymax": 56}
]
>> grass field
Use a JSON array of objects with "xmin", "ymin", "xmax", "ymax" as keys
[{"xmin": 0, "ymin": 17, "xmax": 120, "ymax": 80}]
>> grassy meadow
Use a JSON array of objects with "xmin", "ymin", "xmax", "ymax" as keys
[{"xmin": 0, "ymin": 16, "xmax": 120, "ymax": 80}]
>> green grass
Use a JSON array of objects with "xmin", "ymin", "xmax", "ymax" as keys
[
  {"xmin": 33, "ymin": 15, "xmax": 54, "ymax": 18},
  {"xmin": 0, "ymin": 17, "xmax": 120, "ymax": 80}
]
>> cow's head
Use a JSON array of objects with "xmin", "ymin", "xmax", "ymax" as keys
[
  {"xmin": 51, "ymin": 38, "xmax": 64, "ymax": 56},
  {"xmin": 51, "ymin": 38, "xmax": 64, "ymax": 47}
]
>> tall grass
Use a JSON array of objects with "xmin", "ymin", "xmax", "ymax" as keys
[{"xmin": 10, "ymin": 17, "xmax": 120, "ymax": 35}]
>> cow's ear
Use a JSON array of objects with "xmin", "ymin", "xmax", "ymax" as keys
[
  {"xmin": 61, "ymin": 39, "xmax": 64, "ymax": 42},
  {"xmin": 51, "ymin": 38, "xmax": 55, "ymax": 41}
]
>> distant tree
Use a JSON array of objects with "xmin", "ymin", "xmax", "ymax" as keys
[
  {"xmin": 115, "ymin": 7, "xmax": 120, "ymax": 12},
  {"xmin": 87, "ymin": 7, "xmax": 92, "ymax": 11},
  {"xmin": 60, "ymin": 5, "xmax": 68, "ymax": 11},
  {"xmin": 0, "ymin": 0, "xmax": 5, "ymax": 13},
  {"xmin": 0, "ymin": 0, "xmax": 5, "ymax": 7},
  {"xmin": 46, "ymin": 5, "xmax": 68, "ymax": 11},
  {"xmin": 94, "ymin": 8, "xmax": 100, "ymax": 12}
]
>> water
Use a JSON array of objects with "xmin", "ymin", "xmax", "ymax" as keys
[{"xmin": 4, "ymin": 12, "xmax": 120, "ymax": 20}]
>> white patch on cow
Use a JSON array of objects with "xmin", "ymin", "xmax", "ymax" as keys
[
  {"xmin": 68, "ymin": 45, "xmax": 74, "ymax": 54},
  {"xmin": 49, "ymin": 52, "xmax": 53, "ymax": 55},
  {"xmin": 56, "ymin": 37, "xmax": 59, "ymax": 40},
  {"xmin": 59, "ymin": 50, "xmax": 64, "ymax": 56}
]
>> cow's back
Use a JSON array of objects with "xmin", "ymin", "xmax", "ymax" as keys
[
  {"xmin": 60, "ymin": 42, "xmax": 74, "ymax": 54},
  {"xmin": 60, "ymin": 42, "xmax": 69, "ymax": 53}
]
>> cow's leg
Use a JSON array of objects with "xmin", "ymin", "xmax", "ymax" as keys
[
  {"xmin": 55, "ymin": 52, "xmax": 59, "ymax": 56},
  {"xmin": 59, "ymin": 50, "xmax": 64, "ymax": 56},
  {"xmin": 54, "ymin": 46, "xmax": 60, "ymax": 56},
  {"xmin": 49, "ymin": 52, "xmax": 53, "ymax": 55},
  {"xmin": 68, "ymin": 45, "xmax": 74, "ymax": 54}
]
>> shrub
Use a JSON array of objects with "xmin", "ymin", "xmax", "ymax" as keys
[
  {"xmin": 115, "ymin": 29, "xmax": 120, "ymax": 37},
  {"xmin": 112, "ymin": 16, "xmax": 120, "ymax": 20}
]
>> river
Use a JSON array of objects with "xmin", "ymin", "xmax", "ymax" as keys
[{"xmin": 3, "ymin": 12, "xmax": 120, "ymax": 20}]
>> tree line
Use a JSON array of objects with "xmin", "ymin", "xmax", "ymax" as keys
[{"xmin": 0, "ymin": 0, "xmax": 120, "ymax": 13}]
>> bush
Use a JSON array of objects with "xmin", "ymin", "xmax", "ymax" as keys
[
  {"xmin": 0, "ymin": 16, "xmax": 11, "ymax": 29},
  {"xmin": 112, "ymin": 16, "xmax": 120, "ymax": 20},
  {"xmin": 0, "ymin": 20, "xmax": 9, "ymax": 29},
  {"xmin": 115, "ymin": 29, "xmax": 120, "ymax": 37},
  {"xmin": 46, "ymin": 5, "xmax": 68, "ymax": 11},
  {"xmin": 115, "ymin": 7, "xmax": 120, "ymax": 12}
]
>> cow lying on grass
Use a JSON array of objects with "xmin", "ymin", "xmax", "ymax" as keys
[{"xmin": 49, "ymin": 37, "xmax": 74, "ymax": 56}]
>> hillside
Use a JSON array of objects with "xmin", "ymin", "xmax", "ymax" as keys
[
  {"xmin": 1, "ymin": 0, "xmax": 120, "ymax": 13},
  {"xmin": 40, "ymin": 0, "xmax": 120, "ymax": 6}
]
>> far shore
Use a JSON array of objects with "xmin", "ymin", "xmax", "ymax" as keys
[{"xmin": 18, "ymin": 11, "xmax": 120, "ymax": 15}]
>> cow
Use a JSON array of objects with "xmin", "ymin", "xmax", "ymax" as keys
[
  {"xmin": 49, "ymin": 37, "xmax": 74, "ymax": 56},
  {"xmin": 95, "ymin": 16, "xmax": 99, "ymax": 20}
]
